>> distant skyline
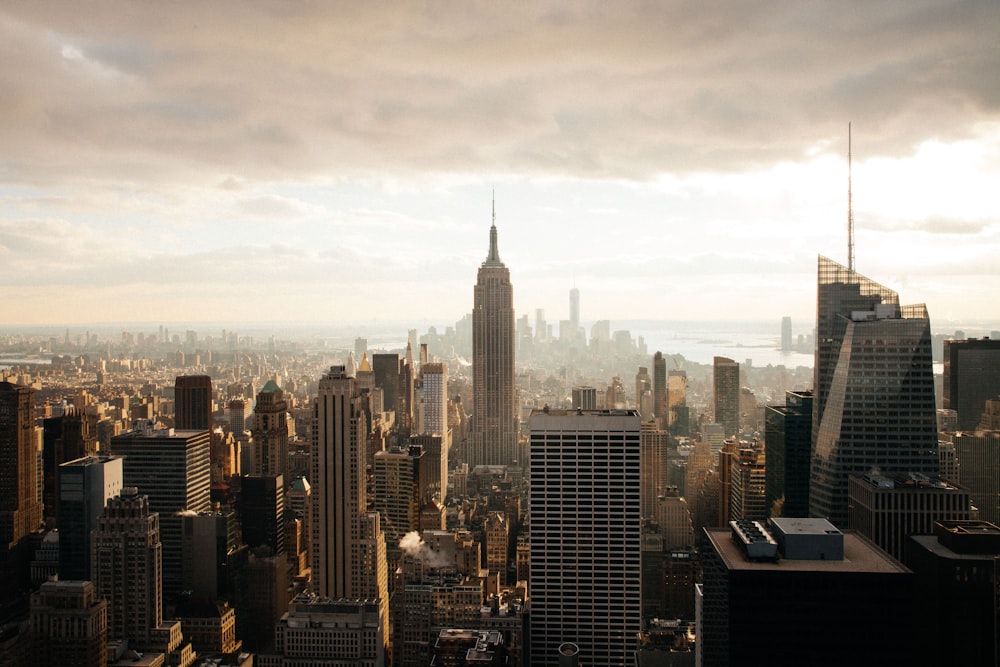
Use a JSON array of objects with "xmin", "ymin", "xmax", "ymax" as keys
[{"xmin": 2, "ymin": 3, "xmax": 999, "ymax": 326}]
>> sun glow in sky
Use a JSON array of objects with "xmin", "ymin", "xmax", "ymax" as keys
[{"xmin": 1, "ymin": 2, "xmax": 999, "ymax": 329}]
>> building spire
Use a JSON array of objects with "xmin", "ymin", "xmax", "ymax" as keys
[
  {"xmin": 485, "ymin": 191, "xmax": 502, "ymax": 266},
  {"xmin": 848, "ymin": 122, "xmax": 855, "ymax": 272}
]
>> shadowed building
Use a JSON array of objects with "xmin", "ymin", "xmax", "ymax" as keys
[
  {"xmin": 57, "ymin": 454, "xmax": 123, "ymax": 582},
  {"xmin": 713, "ymin": 357, "xmax": 740, "ymax": 438},
  {"xmin": 174, "ymin": 375, "xmax": 213, "ymax": 431},
  {"xmin": 943, "ymin": 338, "xmax": 1000, "ymax": 431},
  {"xmin": 764, "ymin": 391, "xmax": 813, "ymax": 518}
]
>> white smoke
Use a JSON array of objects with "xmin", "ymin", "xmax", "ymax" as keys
[{"xmin": 399, "ymin": 531, "xmax": 452, "ymax": 570}]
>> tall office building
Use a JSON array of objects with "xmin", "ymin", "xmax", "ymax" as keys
[
  {"xmin": 57, "ymin": 454, "xmax": 123, "ymax": 581},
  {"xmin": 667, "ymin": 369, "xmax": 689, "ymax": 436},
  {"xmin": 372, "ymin": 353, "xmax": 400, "ymax": 419},
  {"xmin": 640, "ymin": 421, "xmax": 670, "ymax": 522},
  {"xmin": 418, "ymin": 363, "xmax": 449, "ymax": 495},
  {"xmin": 942, "ymin": 337, "xmax": 1000, "ymax": 431},
  {"xmin": 810, "ymin": 257, "xmax": 939, "ymax": 526},
  {"xmin": 908, "ymin": 520, "xmax": 1000, "ymax": 666},
  {"xmin": 471, "ymin": 211, "xmax": 517, "ymax": 467},
  {"xmin": 528, "ymin": 409, "xmax": 641, "ymax": 667},
  {"xmin": 42, "ymin": 410, "xmax": 96, "ymax": 524},
  {"xmin": 0, "ymin": 381, "xmax": 42, "ymax": 616},
  {"xmin": 110, "ymin": 424, "xmax": 211, "ymax": 600},
  {"xmin": 712, "ymin": 357, "xmax": 740, "ymax": 438},
  {"xmin": 29, "ymin": 580, "xmax": 107, "ymax": 667},
  {"xmin": 700, "ymin": 518, "xmax": 916, "ymax": 667},
  {"xmin": 764, "ymin": 390, "xmax": 813, "ymax": 518},
  {"xmin": 634, "ymin": 367, "xmax": 651, "ymax": 419},
  {"xmin": 242, "ymin": 474, "xmax": 286, "ymax": 556},
  {"xmin": 373, "ymin": 445, "xmax": 425, "ymax": 560},
  {"xmin": 311, "ymin": 366, "xmax": 389, "ymax": 653},
  {"xmin": 652, "ymin": 352, "xmax": 667, "ymax": 427},
  {"xmin": 228, "ymin": 398, "xmax": 250, "ymax": 436},
  {"xmin": 92, "ymin": 488, "xmax": 162, "ymax": 646},
  {"xmin": 261, "ymin": 595, "xmax": 385, "ymax": 667},
  {"xmin": 571, "ymin": 385, "xmax": 598, "ymax": 410},
  {"xmin": 569, "ymin": 287, "xmax": 580, "ymax": 331},
  {"xmin": 174, "ymin": 375, "xmax": 213, "ymax": 431},
  {"xmin": 252, "ymin": 380, "xmax": 289, "ymax": 478},
  {"xmin": 780, "ymin": 316, "xmax": 793, "ymax": 353},
  {"xmin": 945, "ymin": 430, "xmax": 1000, "ymax": 525},
  {"xmin": 848, "ymin": 472, "xmax": 971, "ymax": 561}
]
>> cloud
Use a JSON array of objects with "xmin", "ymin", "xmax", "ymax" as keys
[{"xmin": 1, "ymin": 2, "xmax": 997, "ymax": 186}]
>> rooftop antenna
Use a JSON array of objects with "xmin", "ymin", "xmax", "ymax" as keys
[
  {"xmin": 492, "ymin": 188, "xmax": 496, "ymax": 227},
  {"xmin": 848, "ymin": 122, "xmax": 855, "ymax": 272}
]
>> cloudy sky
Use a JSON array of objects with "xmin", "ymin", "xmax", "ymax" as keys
[{"xmin": 2, "ymin": 2, "xmax": 998, "ymax": 331}]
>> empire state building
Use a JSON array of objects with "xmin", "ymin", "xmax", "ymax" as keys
[{"xmin": 471, "ymin": 205, "xmax": 517, "ymax": 467}]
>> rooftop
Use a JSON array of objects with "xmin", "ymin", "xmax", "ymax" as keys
[{"xmin": 706, "ymin": 527, "xmax": 909, "ymax": 574}]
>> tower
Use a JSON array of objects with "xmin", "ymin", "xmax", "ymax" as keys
[
  {"xmin": 57, "ymin": 454, "xmax": 124, "ymax": 582},
  {"xmin": 92, "ymin": 488, "xmax": 162, "ymax": 646},
  {"xmin": 810, "ymin": 257, "xmax": 939, "ymax": 526},
  {"xmin": 311, "ymin": 366, "xmax": 389, "ymax": 652},
  {"xmin": 528, "ymin": 409, "xmax": 642, "ymax": 667},
  {"xmin": 30, "ymin": 580, "xmax": 107, "ymax": 667},
  {"xmin": 252, "ymin": 380, "xmax": 289, "ymax": 478},
  {"xmin": 764, "ymin": 390, "xmax": 813, "ymax": 518},
  {"xmin": 713, "ymin": 356, "xmax": 740, "ymax": 438},
  {"xmin": 109, "ymin": 424, "xmax": 211, "ymax": 601},
  {"xmin": 942, "ymin": 337, "xmax": 1000, "ymax": 431},
  {"xmin": 667, "ymin": 369, "xmax": 689, "ymax": 436},
  {"xmin": 652, "ymin": 352, "xmax": 667, "ymax": 427},
  {"xmin": 471, "ymin": 203, "xmax": 517, "ymax": 467},
  {"xmin": 569, "ymin": 287, "xmax": 580, "ymax": 331},
  {"xmin": 174, "ymin": 375, "xmax": 213, "ymax": 431},
  {"xmin": 418, "ymin": 362, "xmax": 450, "ymax": 500},
  {"xmin": 0, "ymin": 381, "xmax": 42, "ymax": 612}
]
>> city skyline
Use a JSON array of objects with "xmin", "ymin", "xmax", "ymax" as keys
[{"xmin": 2, "ymin": 3, "xmax": 999, "ymax": 326}]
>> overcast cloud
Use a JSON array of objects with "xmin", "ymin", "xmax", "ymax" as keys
[{"xmin": 1, "ymin": 2, "xmax": 998, "ymax": 329}]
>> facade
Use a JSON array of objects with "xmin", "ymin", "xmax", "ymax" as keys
[
  {"xmin": 943, "ymin": 337, "xmax": 1000, "ymax": 431},
  {"xmin": 943, "ymin": 430, "xmax": 1000, "ymax": 525},
  {"xmin": 667, "ymin": 369, "xmax": 688, "ymax": 436},
  {"xmin": 372, "ymin": 353, "xmax": 400, "ymax": 420},
  {"xmin": 528, "ymin": 409, "xmax": 642, "ymax": 667},
  {"xmin": 180, "ymin": 510, "xmax": 245, "ymax": 602},
  {"xmin": 92, "ymin": 488, "xmax": 162, "ymax": 646},
  {"xmin": 652, "ymin": 352, "xmax": 667, "ymax": 426},
  {"xmin": 228, "ymin": 399, "xmax": 250, "ymax": 437},
  {"xmin": 418, "ymin": 362, "xmax": 449, "ymax": 501},
  {"xmin": 700, "ymin": 518, "xmax": 916, "ymax": 667},
  {"xmin": 109, "ymin": 425, "xmax": 211, "ymax": 600},
  {"xmin": 810, "ymin": 257, "xmax": 939, "ymax": 526},
  {"xmin": 907, "ymin": 520, "xmax": 1000, "ymax": 667},
  {"xmin": 484, "ymin": 511, "xmax": 509, "ymax": 581},
  {"xmin": 640, "ymin": 421, "xmax": 670, "ymax": 522},
  {"xmin": 848, "ymin": 472, "xmax": 971, "ymax": 562},
  {"xmin": 728, "ymin": 442, "xmax": 767, "ymax": 522},
  {"xmin": 241, "ymin": 474, "xmax": 286, "ymax": 556},
  {"xmin": 471, "ymin": 213, "xmax": 517, "ymax": 468},
  {"xmin": 763, "ymin": 391, "xmax": 813, "ymax": 518},
  {"xmin": 373, "ymin": 446, "xmax": 424, "ymax": 559},
  {"xmin": 311, "ymin": 366, "xmax": 389, "ymax": 654},
  {"xmin": 57, "ymin": 454, "xmax": 124, "ymax": 581},
  {"xmin": 570, "ymin": 386, "xmax": 598, "ymax": 411},
  {"xmin": 252, "ymin": 380, "xmax": 289, "ymax": 478},
  {"xmin": 712, "ymin": 357, "xmax": 740, "ymax": 438},
  {"xmin": 942, "ymin": 338, "xmax": 1000, "ymax": 431},
  {"xmin": 42, "ymin": 410, "xmax": 97, "ymax": 524},
  {"xmin": 29, "ymin": 580, "xmax": 107, "ymax": 667},
  {"xmin": 0, "ymin": 381, "xmax": 43, "ymax": 618},
  {"xmin": 260, "ymin": 595, "xmax": 385, "ymax": 667},
  {"xmin": 174, "ymin": 375, "xmax": 212, "ymax": 431}
]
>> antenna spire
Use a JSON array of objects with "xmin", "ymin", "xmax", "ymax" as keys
[{"xmin": 848, "ymin": 122, "xmax": 855, "ymax": 272}]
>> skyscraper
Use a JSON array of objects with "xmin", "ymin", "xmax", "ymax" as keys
[
  {"xmin": 810, "ymin": 256, "xmax": 939, "ymax": 526},
  {"xmin": 29, "ymin": 580, "xmax": 107, "ymax": 667},
  {"xmin": 252, "ymin": 380, "xmax": 289, "ymax": 478},
  {"xmin": 311, "ymin": 366, "xmax": 389, "ymax": 653},
  {"xmin": 92, "ymin": 488, "xmax": 162, "ymax": 646},
  {"xmin": 528, "ymin": 408, "xmax": 641, "ymax": 667},
  {"xmin": 0, "ymin": 381, "xmax": 42, "ymax": 613},
  {"xmin": 764, "ymin": 390, "xmax": 813, "ymax": 518},
  {"xmin": 57, "ymin": 454, "xmax": 123, "ymax": 582},
  {"xmin": 942, "ymin": 337, "xmax": 1000, "ymax": 431},
  {"xmin": 667, "ymin": 369, "xmax": 689, "ymax": 436},
  {"xmin": 652, "ymin": 352, "xmax": 667, "ymax": 427},
  {"xmin": 713, "ymin": 356, "xmax": 740, "ymax": 438},
  {"xmin": 418, "ymin": 362, "xmax": 450, "ymax": 491},
  {"xmin": 569, "ymin": 287, "xmax": 580, "ymax": 332},
  {"xmin": 110, "ymin": 424, "xmax": 211, "ymax": 600},
  {"xmin": 174, "ymin": 375, "xmax": 213, "ymax": 431},
  {"xmin": 781, "ymin": 316, "xmax": 793, "ymax": 353},
  {"xmin": 471, "ymin": 207, "xmax": 516, "ymax": 467}
]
